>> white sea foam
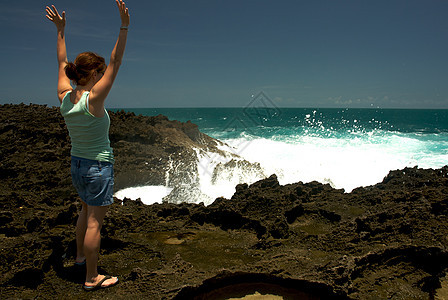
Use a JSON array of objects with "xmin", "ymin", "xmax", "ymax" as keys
[
  {"xmin": 222, "ymin": 132, "xmax": 448, "ymax": 193},
  {"xmin": 194, "ymin": 148, "xmax": 265, "ymax": 204},
  {"xmin": 114, "ymin": 131, "xmax": 448, "ymax": 205},
  {"xmin": 115, "ymin": 146, "xmax": 266, "ymax": 206},
  {"xmin": 114, "ymin": 186, "xmax": 173, "ymax": 205},
  {"xmin": 195, "ymin": 150, "xmax": 236, "ymax": 203}
]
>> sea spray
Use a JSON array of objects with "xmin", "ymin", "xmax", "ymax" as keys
[
  {"xmin": 114, "ymin": 147, "xmax": 266, "ymax": 206},
  {"xmin": 220, "ymin": 135, "xmax": 403, "ymax": 193},
  {"xmin": 194, "ymin": 148, "xmax": 266, "ymax": 203},
  {"xmin": 114, "ymin": 108, "xmax": 448, "ymax": 204},
  {"xmin": 162, "ymin": 151, "xmax": 213, "ymax": 204}
]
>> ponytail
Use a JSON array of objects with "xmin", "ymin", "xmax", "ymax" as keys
[
  {"xmin": 64, "ymin": 62, "xmax": 80, "ymax": 84},
  {"xmin": 64, "ymin": 52, "xmax": 106, "ymax": 86}
]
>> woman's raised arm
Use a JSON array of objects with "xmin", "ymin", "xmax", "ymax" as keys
[
  {"xmin": 46, "ymin": 5, "xmax": 72, "ymax": 103},
  {"xmin": 90, "ymin": 0, "xmax": 130, "ymax": 108}
]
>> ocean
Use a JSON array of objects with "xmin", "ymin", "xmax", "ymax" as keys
[{"xmin": 113, "ymin": 106, "xmax": 448, "ymax": 206}]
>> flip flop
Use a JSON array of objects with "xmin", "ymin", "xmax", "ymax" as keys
[{"xmin": 83, "ymin": 275, "xmax": 119, "ymax": 291}]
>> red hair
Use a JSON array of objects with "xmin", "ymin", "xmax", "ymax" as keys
[{"xmin": 65, "ymin": 52, "xmax": 106, "ymax": 86}]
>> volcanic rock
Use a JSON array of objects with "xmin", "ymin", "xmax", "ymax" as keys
[{"xmin": 1, "ymin": 103, "xmax": 448, "ymax": 299}]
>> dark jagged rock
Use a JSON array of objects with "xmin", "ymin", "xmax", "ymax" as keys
[
  {"xmin": 109, "ymin": 110, "xmax": 222, "ymax": 190},
  {"xmin": 1, "ymin": 103, "xmax": 448, "ymax": 299}
]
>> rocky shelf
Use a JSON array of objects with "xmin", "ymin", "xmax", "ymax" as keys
[{"xmin": 1, "ymin": 103, "xmax": 448, "ymax": 299}]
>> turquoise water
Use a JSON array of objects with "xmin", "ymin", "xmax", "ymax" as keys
[
  {"xmin": 114, "ymin": 107, "xmax": 448, "ymax": 134},
  {"xmin": 114, "ymin": 107, "xmax": 448, "ymax": 155},
  {"xmin": 112, "ymin": 107, "xmax": 448, "ymax": 201}
]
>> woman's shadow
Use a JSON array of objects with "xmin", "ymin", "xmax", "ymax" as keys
[{"xmin": 52, "ymin": 239, "xmax": 109, "ymax": 285}]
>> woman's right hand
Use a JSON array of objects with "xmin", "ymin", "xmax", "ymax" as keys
[
  {"xmin": 116, "ymin": 0, "xmax": 130, "ymax": 27},
  {"xmin": 45, "ymin": 5, "xmax": 66, "ymax": 31}
]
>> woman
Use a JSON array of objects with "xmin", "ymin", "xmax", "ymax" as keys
[{"xmin": 45, "ymin": 0, "xmax": 130, "ymax": 291}]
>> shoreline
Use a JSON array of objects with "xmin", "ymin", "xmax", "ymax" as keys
[{"xmin": 1, "ymin": 103, "xmax": 448, "ymax": 299}]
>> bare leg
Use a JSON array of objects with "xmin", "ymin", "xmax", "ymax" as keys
[
  {"xmin": 84, "ymin": 205, "xmax": 118, "ymax": 287},
  {"xmin": 75, "ymin": 201, "xmax": 88, "ymax": 263}
]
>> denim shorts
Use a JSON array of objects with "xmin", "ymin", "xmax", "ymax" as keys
[{"xmin": 71, "ymin": 156, "xmax": 114, "ymax": 206}]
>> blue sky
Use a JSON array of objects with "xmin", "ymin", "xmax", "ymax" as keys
[{"xmin": 1, "ymin": 0, "xmax": 448, "ymax": 108}]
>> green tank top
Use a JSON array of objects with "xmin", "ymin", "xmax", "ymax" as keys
[{"xmin": 60, "ymin": 91, "xmax": 114, "ymax": 163}]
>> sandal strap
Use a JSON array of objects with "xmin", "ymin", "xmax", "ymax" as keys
[
  {"xmin": 83, "ymin": 275, "xmax": 112, "ymax": 290},
  {"xmin": 98, "ymin": 275, "xmax": 112, "ymax": 287}
]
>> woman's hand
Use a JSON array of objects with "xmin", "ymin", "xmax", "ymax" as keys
[
  {"xmin": 116, "ymin": 0, "xmax": 130, "ymax": 27},
  {"xmin": 45, "ymin": 5, "xmax": 66, "ymax": 31},
  {"xmin": 46, "ymin": 5, "xmax": 70, "ymax": 103}
]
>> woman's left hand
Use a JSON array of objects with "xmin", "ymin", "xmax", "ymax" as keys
[
  {"xmin": 116, "ymin": 0, "xmax": 130, "ymax": 27},
  {"xmin": 45, "ymin": 5, "xmax": 66, "ymax": 31}
]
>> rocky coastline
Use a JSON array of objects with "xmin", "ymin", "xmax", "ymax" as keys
[{"xmin": 1, "ymin": 103, "xmax": 448, "ymax": 299}]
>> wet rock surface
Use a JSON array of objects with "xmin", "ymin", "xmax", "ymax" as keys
[{"xmin": 1, "ymin": 103, "xmax": 448, "ymax": 299}]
